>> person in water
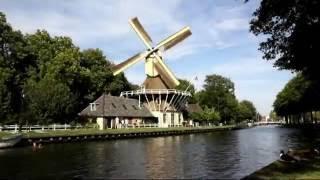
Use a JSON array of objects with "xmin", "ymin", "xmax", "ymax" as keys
[{"xmin": 280, "ymin": 150, "xmax": 298, "ymax": 162}]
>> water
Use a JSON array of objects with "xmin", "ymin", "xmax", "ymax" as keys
[{"xmin": 0, "ymin": 126, "xmax": 319, "ymax": 179}]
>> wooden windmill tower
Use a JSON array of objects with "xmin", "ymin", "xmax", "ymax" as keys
[
  {"xmin": 113, "ymin": 17, "xmax": 191, "ymax": 89},
  {"xmin": 113, "ymin": 17, "xmax": 192, "ymax": 127}
]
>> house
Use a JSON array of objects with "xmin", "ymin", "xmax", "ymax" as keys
[
  {"xmin": 79, "ymin": 94, "xmax": 156, "ymax": 130},
  {"xmin": 185, "ymin": 103, "xmax": 203, "ymax": 114},
  {"xmin": 184, "ymin": 103, "xmax": 203, "ymax": 127}
]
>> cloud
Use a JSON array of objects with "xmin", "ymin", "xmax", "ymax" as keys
[
  {"xmin": 213, "ymin": 18, "xmax": 249, "ymax": 31},
  {"xmin": 1, "ymin": 0, "xmax": 255, "ymax": 61},
  {"xmin": 211, "ymin": 57, "xmax": 277, "ymax": 77}
]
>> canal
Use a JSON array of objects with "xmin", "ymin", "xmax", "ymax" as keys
[{"xmin": 0, "ymin": 126, "xmax": 319, "ymax": 179}]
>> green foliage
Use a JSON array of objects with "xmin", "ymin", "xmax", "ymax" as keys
[
  {"xmin": 238, "ymin": 100, "xmax": 257, "ymax": 122},
  {"xmin": 269, "ymin": 110, "xmax": 281, "ymax": 121},
  {"xmin": 273, "ymin": 74, "xmax": 320, "ymax": 120},
  {"xmin": 176, "ymin": 78, "xmax": 197, "ymax": 103},
  {"xmin": 250, "ymin": 0, "xmax": 320, "ymax": 80},
  {"xmin": 198, "ymin": 74, "xmax": 239, "ymax": 124},
  {"xmin": 0, "ymin": 12, "xmax": 31, "ymax": 123},
  {"xmin": 24, "ymin": 77, "xmax": 76, "ymax": 124},
  {"xmin": 0, "ymin": 12, "xmax": 134, "ymax": 125},
  {"xmin": 190, "ymin": 106, "xmax": 221, "ymax": 124}
]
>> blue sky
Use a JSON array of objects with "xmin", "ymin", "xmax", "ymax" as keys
[{"xmin": 1, "ymin": 0, "xmax": 293, "ymax": 115}]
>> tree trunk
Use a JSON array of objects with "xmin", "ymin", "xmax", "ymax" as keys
[
  {"xmin": 302, "ymin": 112, "xmax": 306, "ymax": 124},
  {"xmin": 310, "ymin": 111, "xmax": 314, "ymax": 124}
]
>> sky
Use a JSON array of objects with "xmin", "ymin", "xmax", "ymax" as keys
[{"xmin": 0, "ymin": 0, "xmax": 293, "ymax": 115}]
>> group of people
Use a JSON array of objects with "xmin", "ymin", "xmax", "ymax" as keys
[{"xmin": 279, "ymin": 148, "xmax": 320, "ymax": 162}]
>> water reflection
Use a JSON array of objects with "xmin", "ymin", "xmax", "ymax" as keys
[{"xmin": 0, "ymin": 126, "xmax": 319, "ymax": 179}]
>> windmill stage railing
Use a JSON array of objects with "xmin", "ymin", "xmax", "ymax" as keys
[
  {"xmin": 120, "ymin": 89, "xmax": 191, "ymax": 112},
  {"xmin": 120, "ymin": 89, "xmax": 192, "ymax": 97}
]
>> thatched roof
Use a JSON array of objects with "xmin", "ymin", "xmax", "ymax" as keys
[
  {"xmin": 79, "ymin": 94, "xmax": 154, "ymax": 118},
  {"xmin": 142, "ymin": 76, "xmax": 169, "ymax": 89},
  {"xmin": 185, "ymin": 104, "xmax": 203, "ymax": 113}
]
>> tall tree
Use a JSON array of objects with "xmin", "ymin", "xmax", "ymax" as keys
[
  {"xmin": 24, "ymin": 77, "xmax": 76, "ymax": 124},
  {"xmin": 273, "ymin": 73, "xmax": 320, "ymax": 123},
  {"xmin": 0, "ymin": 12, "xmax": 31, "ymax": 123},
  {"xmin": 198, "ymin": 74, "xmax": 238, "ymax": 124},
  {"xmin": 238, "ymin": 100, "xmax": 257, "ymax": 122},
  {"xmin": 0, "ymin": 11, "xmax": 136, "ymax": 124},
  {"xmin": 250, "ymin": 0, "xmax": 320, "ymax": 79},
  {"xmin": 176, "ymin": 79, "xmax": 197, "ymax": 104}
]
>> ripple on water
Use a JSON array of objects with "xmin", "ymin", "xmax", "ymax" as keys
[{"xmin": 0, "ymin": 126, "xmax": 319, "ymax": 179}]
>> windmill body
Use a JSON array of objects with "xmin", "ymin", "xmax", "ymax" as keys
[{"xmin": 113, "ymin": 17, "xmax": 192, "ymax": 128}]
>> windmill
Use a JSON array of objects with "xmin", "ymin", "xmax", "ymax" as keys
[{"xmin": 113, "ymin": 17, "xmax": 192, "ymax": 89}]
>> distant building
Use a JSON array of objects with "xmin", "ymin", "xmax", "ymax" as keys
[
  {"xmin": 184, "ymin": 103, "xmax": 203, "ymax": 127},
  {"xmin": 185, "ymin": 103, "xmax": 203, "ymax": 114},
  {"xmin": 79, "ymin": 94, "xmax": 156, "ymax": 129}
]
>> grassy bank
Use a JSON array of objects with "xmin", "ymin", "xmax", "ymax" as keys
[
  {"xmin": 0, "ymin": 131, "xmax": 11, "ymax": 139},
  {"xmin": 1, "ymin": 125, "xmax": 235, "ymax": 139},
  {"xmin": 244, "ymin": 158, "xmax": 320, "ymax": 179}
]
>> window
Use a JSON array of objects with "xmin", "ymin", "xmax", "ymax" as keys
[
  {"xmin": 132, "ymin": 105, "xmax": 137, "ymax": 110},
  {"xmin": 178, "ymin": 114, "xmax": 181, "ymax": 124},
  {"xmin": 90, "ymin": 103, "xmax": 97, "ymax": 111},
  {"xmin": 111, "ymin": 103, "xmax": 116, "ymax": 108},
  {"xmin": 163, "ymin": 113, "xmax": 166, "ymax": 124},
  {"xmin": 122, "ymin": 104, "xmax": 127, "ymax": 110}
]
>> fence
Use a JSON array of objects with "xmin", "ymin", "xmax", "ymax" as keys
[
  {"xmin": 118, "ymin": 123, "xmax": 158, "ymax": 128},
  {"xmin": 0, "ymin": 124, "xmax": 83, "ymax": 132},
  {"xmin": 0, "ymin": 123, "xmax": 160, "ymax": 132}
]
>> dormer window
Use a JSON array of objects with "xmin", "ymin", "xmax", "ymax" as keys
[{"xmin": 90, "ymin": 103, "xmax": 97, "ymax": 111}]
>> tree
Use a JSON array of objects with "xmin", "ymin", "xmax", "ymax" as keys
[
  {"xmin": 238, "ymin": 100, "xmax": 257, "ymax": 122},
  {"xmin": 198, "ymin": 74, "xmax": 238, "ymax": 124},
  {"xmin": 24, "ymin": 77, "xmax": 76, "ymax": 124},
  {"xmin": 0, "ymin": 11, "xmax": 136, "ymax": 125},
  {"xmin": 190, "ymin": 106, "xmax": 221, "ymax": 125},
  {"xmin": 0, "ymin": 12, "xmax": 31, "ymax": 123},
  {"xmin": 269, "ymin": 110, "xmax": 282, "ymax": 121},
  {"xmin": 273, "ymin": 73, "xmax": 320, "ymax": 124},
  {"xmin": 250, "ymin": 0, "xmax": 320, "ymax": 79},
  {"xmin": 176, "ymin": 79, "xmax": 197, "ymax": 103}
]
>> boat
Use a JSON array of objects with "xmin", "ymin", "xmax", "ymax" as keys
[{"xmin": 0, "ymin": 134, "xmax": 23, "ymax": 148}]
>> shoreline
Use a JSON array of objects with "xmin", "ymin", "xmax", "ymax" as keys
[
  {"xmin": 1, "ymin": 125, "xmax": 245, "ymax": 148},
  {"xmin": 243, "ymin": 155, "xmax": 320, "ymax": 179}
]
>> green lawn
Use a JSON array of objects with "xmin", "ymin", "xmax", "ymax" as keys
[
  {"xmin": 1, "ymin": 125, "xmax": 235, "ymax": 139},
  {"xmin": 0, "ymin": 131, "xmax": 11, "ymax": 139},
  {"xmin": 244, "ymin": 158, "xmax": 320, "ymax": 179}
]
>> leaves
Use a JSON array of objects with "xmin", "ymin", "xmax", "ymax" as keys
[
  {"xmin": 273, "ymin": 73, "xmax": 320, "ymax": 117},
  {"xmin": 176, "ymin": 78, "xmax": 197, "ymax": 103},
  {"xmin": 238, "ymin": 100, "xmax": 257, "ymax": 122},
  {"xmin": 250, "ymin": 0, "xmax": 320, "ymax": 79},
  {"xmin": 0, "ymin": 12, "xmax": 134, "ymax": 124},
  {"xmin": 198, "ymin": 74, "xmax": 239, "ymax": 123}
]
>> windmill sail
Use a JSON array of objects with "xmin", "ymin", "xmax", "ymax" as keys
[
  {"xmin": 155, "ymin": 27, "xmax": 191, "ymax": 51},
  {"xmin": 130, "ymin": 17, "xmax": 153, "ymax": 48},
  {"xmin": 113, "ymin": 17, "xmax": 191, "ymax": 89},
  {"xmin": 113, "ymin": 52, "xmax": 146, "ymax": 75}
]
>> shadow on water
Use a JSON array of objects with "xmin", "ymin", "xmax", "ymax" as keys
[{"xmin": 0, "ymin": 126, "xmax": 319, "ymax": 179}]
